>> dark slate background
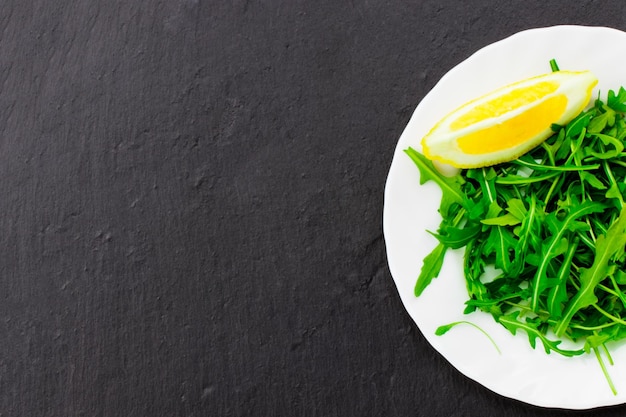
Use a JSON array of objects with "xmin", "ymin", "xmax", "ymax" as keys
[{"xmin": 3, "ymin": 1, "xmax": 626, "ymax": 416}]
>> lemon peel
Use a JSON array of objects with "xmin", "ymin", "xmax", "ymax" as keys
[{"xmin": 421, "ymin": 70, "xmax": 598, "ymax": 168}]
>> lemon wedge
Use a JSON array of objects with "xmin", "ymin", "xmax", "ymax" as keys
[{"xmin": 421, "ymin": 70, "xmax": 598, "ymax": 168}]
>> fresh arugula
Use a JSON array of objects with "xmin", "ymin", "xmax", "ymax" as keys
[{"xmin": 407, "ymin": 82, "xmax": 626, "ymax": 395}]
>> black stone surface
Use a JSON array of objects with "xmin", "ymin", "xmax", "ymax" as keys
[{"xmin": 4, "ymin": 1, "xmax": 626, "ymax": 416}]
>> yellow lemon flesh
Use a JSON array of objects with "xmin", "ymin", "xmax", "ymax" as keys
[{"xmin": 421, "ymin": 70, "xmax": 598, "ymax": 168}]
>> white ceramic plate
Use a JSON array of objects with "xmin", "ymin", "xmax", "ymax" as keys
[{"xmin": 383, "ymin": 25, "xmax": 626, "ymax": 410}]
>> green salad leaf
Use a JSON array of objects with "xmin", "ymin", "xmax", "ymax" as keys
[{"xmin": 407, "ymin": 81, "xmax": 626, "ymax": 395}]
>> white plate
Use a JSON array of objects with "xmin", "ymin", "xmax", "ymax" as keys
[{"xmin": 383, "ymin": 25, "xmax": 626, "ymax": 410}]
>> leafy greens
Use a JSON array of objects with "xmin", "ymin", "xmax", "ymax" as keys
[{"xmin": 407, "ymin": 80, "xmax": 626, "ymax": 395}]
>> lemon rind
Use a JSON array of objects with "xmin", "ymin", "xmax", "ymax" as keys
[{"xmin": 421, "ymin": 71, "xmax": 598, "ymax": 169}]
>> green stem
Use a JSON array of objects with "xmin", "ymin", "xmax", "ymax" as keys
[
  {"xmin": 435, "ymin": 320, "xmax": 501, "ymax": 354},
  {"xmin": 593, "ymin": 346, "xmax": 617, "ymax": 395},
  {"xmin": 549, "ymin": 58, "xmax": 560, "ymax": 72}
]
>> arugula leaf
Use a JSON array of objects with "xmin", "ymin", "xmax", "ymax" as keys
[
  {"xmin": 414, "ymin": 242, "xmax": 447, "ymax": 296},
  {"xmin": 529, "ymin": 201, "xmax": 605, "ymax": 311},
  {"xmin": 429, "ymin": 222, "xmax": 480, "ymax": 249},
  {"xmin": 587, "ymin": 107, "xmax": 616, "ymax": 133},
  {"xmin": 505, "ymin": 198, "xmax": 526, "ymax": 220},
  {"xmin": 435, "ymin": 320, "xmax": 501, "ymax": 353},
  {"xmin": 566, "ymin": 112, "xmax": 592, "ymax": 138},
  {"xmin": 405, "ymin": 147, "xmax": 465, "ymax": 217},
  {"xmin": 513, "ymin": 156, "xmax": 600, "ymax": 172},
  {"xmin": 509, "ymin": 195, "xmax": 540, "ymax": 276},
  {"xmin": 481, "ymin": 213, "xmax": 521, "ymax": 226},
  {"xmin": 546, "ymin": 237, "xmax": 580, "ymax": 318},
  {"xmin": 555, "ymin": 207, "xmax": 626, "ymax": 336},
  {"xmin": 589, "ymin": 133, "xmax": 624, "ymax": 159},
  {"xmin": 608, "ymin": 87, "xmax": 626, "ymax": 112},
  {"xmin": 498, "ymin": 312, "xmax": 584, "ymax": 356},
  {"xmin": 483, "ymin": 225, "xmax": 517, "ymax": 272},
  {"xmin": 579, "ymin": 171, "xmax": 607, "ymax": 190}
]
